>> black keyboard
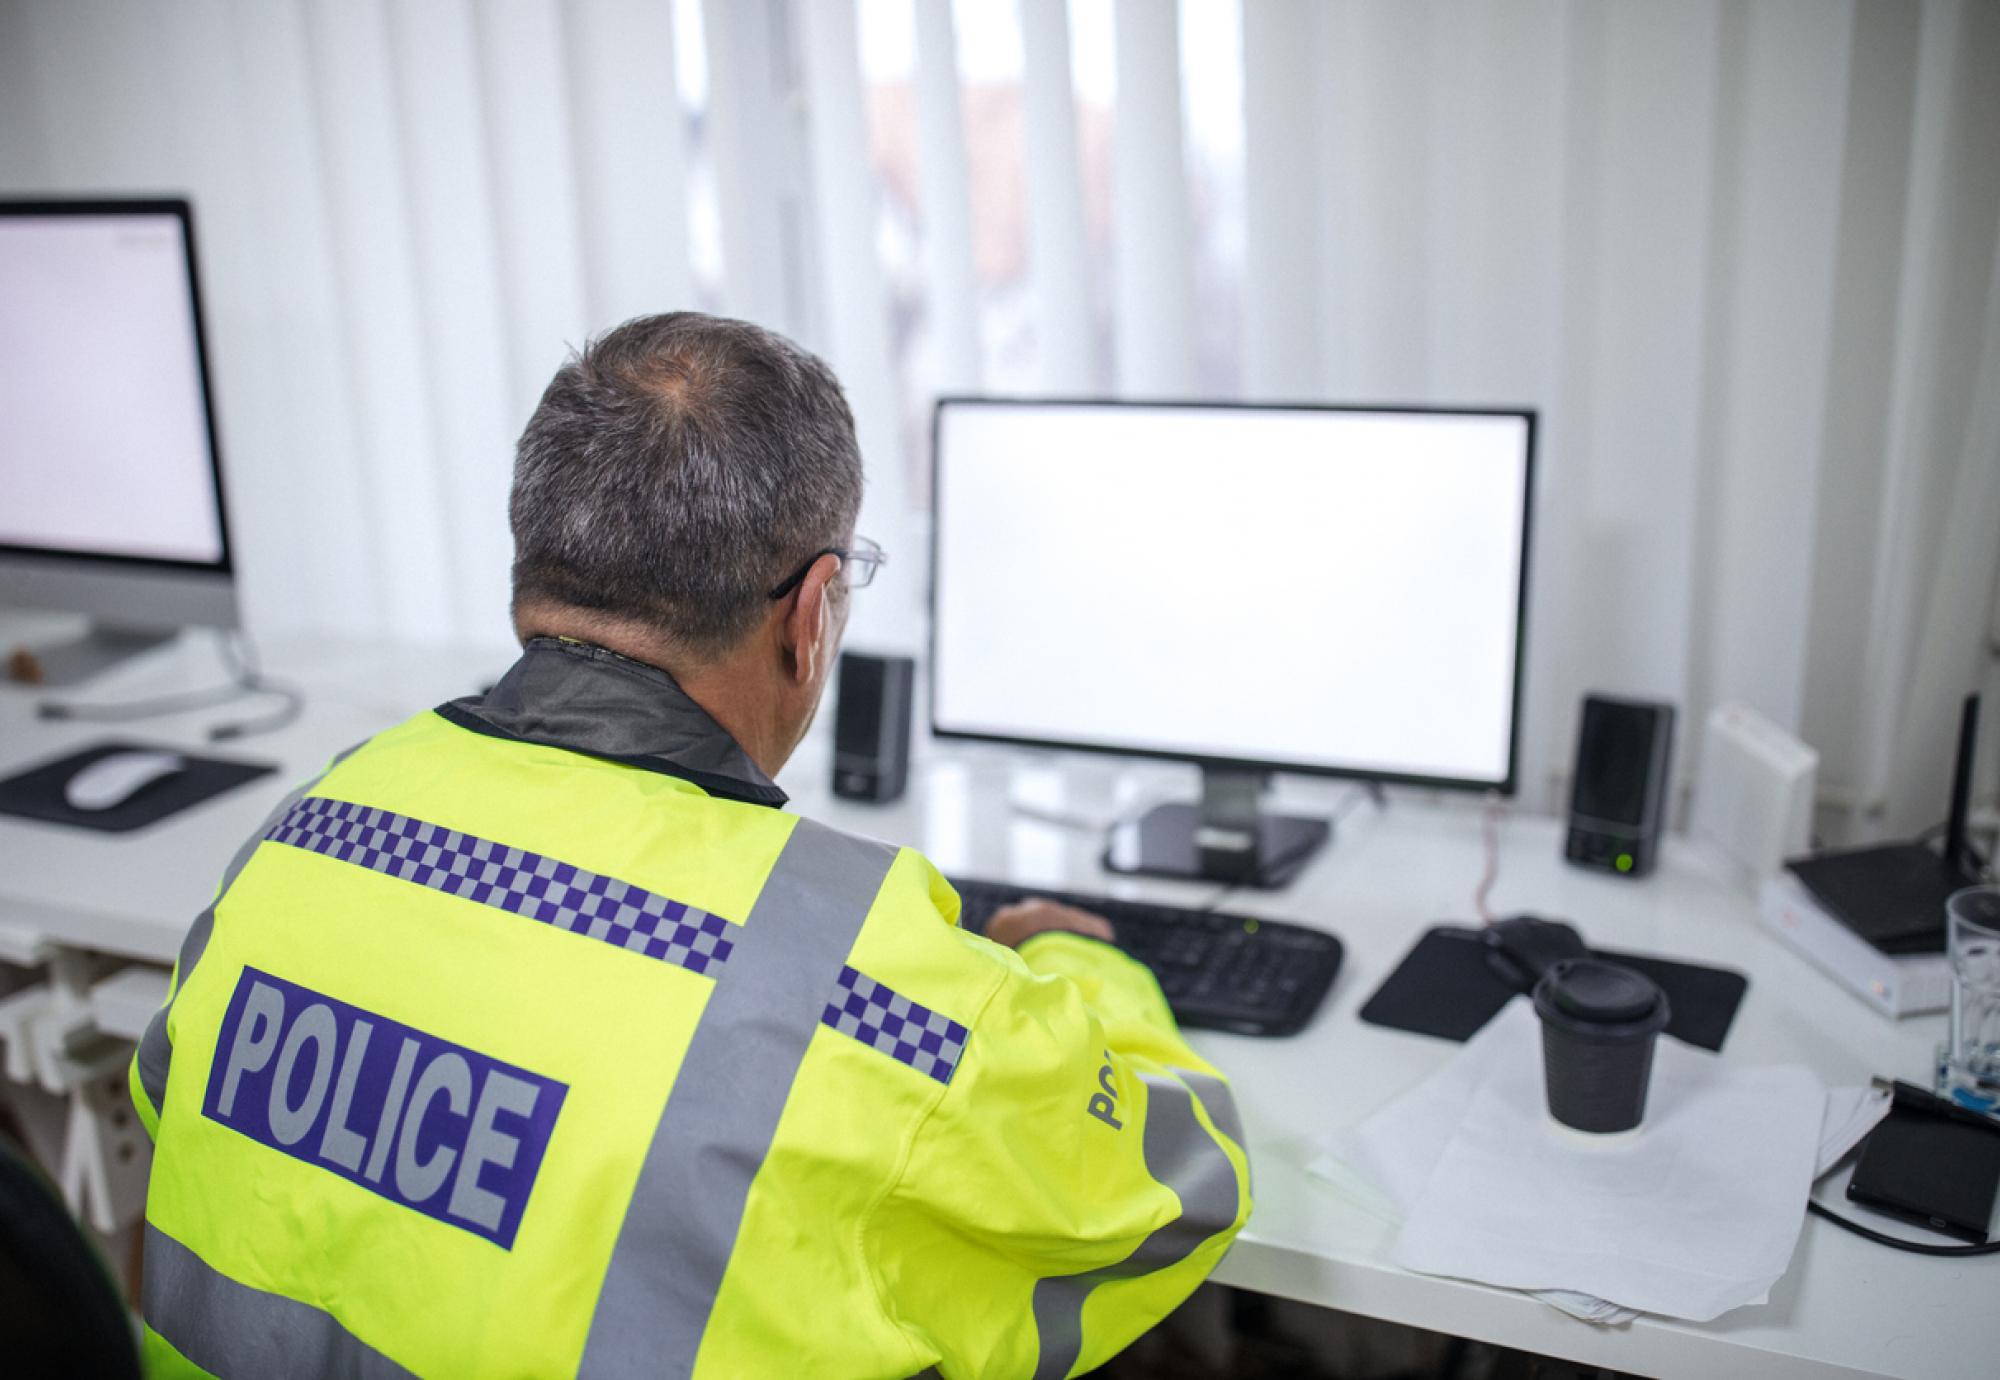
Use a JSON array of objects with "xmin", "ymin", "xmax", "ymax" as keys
[{"xmin": 948, "ymin": 877, "xmax": 1343, "ymax": 1037}]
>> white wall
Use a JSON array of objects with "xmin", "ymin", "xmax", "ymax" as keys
[{"xmin": 3, "ymin": 0, "xmax": 1996, "ymax": 834}]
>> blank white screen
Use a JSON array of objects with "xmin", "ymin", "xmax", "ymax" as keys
[
  {"xmin": 932, "ymin": 402, "xmax": 1530, "ymax": 785},
  {"xmin": 0, "ymin": 214, "xmax": 224, "ymax": 564}
]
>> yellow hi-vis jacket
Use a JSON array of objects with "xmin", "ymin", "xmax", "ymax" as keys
[{"xmin": 130, "ymin": 638, "xmax": 1252, "ymax": 1378}]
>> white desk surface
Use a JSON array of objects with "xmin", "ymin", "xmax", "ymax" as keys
[{"xmin": 2, "ymin": 628, "xmax": 1992, "ymax": 1379}]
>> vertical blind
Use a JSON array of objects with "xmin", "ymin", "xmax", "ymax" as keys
[{"xmin": 2, "ymin": 0, "xmax": 1996, "ymax": 834}]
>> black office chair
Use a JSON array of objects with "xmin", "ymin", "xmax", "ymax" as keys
[{"xmin": 0, "ymin": 1131, "xmax": 141, "ymax": 1379}]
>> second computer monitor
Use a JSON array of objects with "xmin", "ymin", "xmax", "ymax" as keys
[
  {"xmin": 931, "ymin": 398, "xmax": 1535, "ymax": 812},
  {"xmin": 0, "ymin": 198, "xmax": 237, "ymax": 683}
]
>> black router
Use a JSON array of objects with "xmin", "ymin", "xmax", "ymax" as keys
[{"xmin": 1786, "ymin": 695, "xmax": 1986, "ymax": 955}]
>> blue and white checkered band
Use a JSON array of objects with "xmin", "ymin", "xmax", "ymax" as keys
[
  {"xmin": 820, "ymin": 965, "xmax": 968, "ymax": 1085},
  {"xmin": 266, "ymin": 797, "xmax": 736, "ymax": 976}
]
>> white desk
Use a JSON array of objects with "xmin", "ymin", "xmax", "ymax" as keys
[{"xmin": 2, "ymin": 629, "xmax": 1992, "ymax": 1379}]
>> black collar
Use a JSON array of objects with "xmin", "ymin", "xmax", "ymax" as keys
[{"xmin": 437, "ymin": 638, "xmax": 788, "ymax": 808}]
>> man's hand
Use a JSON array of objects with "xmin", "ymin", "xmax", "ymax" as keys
[{"xmin": 983, "ymin": 899, "xmax": 1115, "ymax": 950}]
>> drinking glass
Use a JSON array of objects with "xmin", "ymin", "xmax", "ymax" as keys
[{"xmin": 1937, "ymin": 886, "xmax": 2000, "ymax": 1116}]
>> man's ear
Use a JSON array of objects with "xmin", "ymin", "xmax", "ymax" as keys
[{"xmin": 781, "ymin": 553, "xmax": 843, "ymax": 686}]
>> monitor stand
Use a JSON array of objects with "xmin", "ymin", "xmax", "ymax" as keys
[
  {"xmin": 1102, "ymin": 767, "xmax": 1331, "ymax": 889},
  {"xmin": 11, "ymin": 621, "xmax": 178, "ymax": 687}
]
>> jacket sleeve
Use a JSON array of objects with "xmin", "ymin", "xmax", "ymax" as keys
[
  {"xmin": 128, "ymin": 976, "xmax": 172, "ymax": 1141},
  {"xmin": 867, "ymin": 929, "xmax": 1252, "ymax": 1380},
  {"xmin": 129, "ymin": 892, "xmax": 215, "ymax": 1143}
]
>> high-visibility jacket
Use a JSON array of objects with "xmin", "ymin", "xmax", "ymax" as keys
[{"xmin": 131, "ymin": 637, "xmax": 1251, "ymax": 1378}]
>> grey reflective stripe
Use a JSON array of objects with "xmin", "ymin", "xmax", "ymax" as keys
[
  {"xmin": 1173, "ymin": 1068, "xmax": 1246, "ymax": 1156},
  {"xmin": 578, "ymin": 818, "xmax": 897, "ymax": 1378},
  {"xmin": 143, "ymin": 1223, "xmax": 416, "ymax": 1379},
  {"xmin": 1029, "ymin": 1072, "xmax": 1244, "ymax": 1380},
  {"xmin": 136, "ymin": 746, "xmax": 363, "ymax": 1117}
]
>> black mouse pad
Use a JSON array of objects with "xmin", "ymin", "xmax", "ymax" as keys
[
  {"xmin": 1359, "ymin": 924, "xmax": 1750, "ymax": 1052},
  {"xmin": 0, "ymin": 739, "xmax": 276, "ymax": 834}
]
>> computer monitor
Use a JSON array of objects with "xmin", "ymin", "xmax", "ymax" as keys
[
  {"xmin": 0, "ymin": 198, "xmax": 237, "ymax": 684},
  {"xmin": 930, "ymin": 397, "xmax": 1536, "ymax": 886}
]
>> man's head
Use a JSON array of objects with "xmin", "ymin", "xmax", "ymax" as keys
[{"xmin": 509, "ymin": 312, "xmax": 867, "ymax": 773}]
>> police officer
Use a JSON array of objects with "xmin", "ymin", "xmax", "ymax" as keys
[{"xmin": 132, "ymin": 313, "xmax": 1250, "ymax": 1378}]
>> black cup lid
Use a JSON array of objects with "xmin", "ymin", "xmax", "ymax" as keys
[{"xmin": 1542, "ymin": 959, "xmax": 1664, "ymax": 1024}]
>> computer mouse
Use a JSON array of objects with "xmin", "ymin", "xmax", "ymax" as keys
[
  {"xmin": 64, "ymin": 750, "xmax": 189, "ymax": 812},
  {"xmin": 1482, "ymin": 914, "xmax": 1588, "ymax": 991}
]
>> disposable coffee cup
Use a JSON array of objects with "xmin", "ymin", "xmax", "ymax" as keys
[{"xmin": 1531, "ymin": 959, "xmax": 1671, "ymax": 1134}]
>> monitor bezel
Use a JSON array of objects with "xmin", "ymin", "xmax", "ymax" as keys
[
  {"xmin": 0, "ymin": 196, "xmax": 237, "ymax": 580},
  {"xmin": 927, "ymin": 395, "xmax": 1538, "ymax": 797}
]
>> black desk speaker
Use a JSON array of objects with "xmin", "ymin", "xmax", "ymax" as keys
[
  {"xmin": 1565, "ymin": 694, "xmax": 1675, "ymax": 877},
  {"xmin": 832, "ymin": 653, "xmax": 913, "ymax": 803}
]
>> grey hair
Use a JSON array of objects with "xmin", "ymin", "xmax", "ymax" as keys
[{"xmin": 509, "ymin": 312, "xmax": 864, "ymax": 655}]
